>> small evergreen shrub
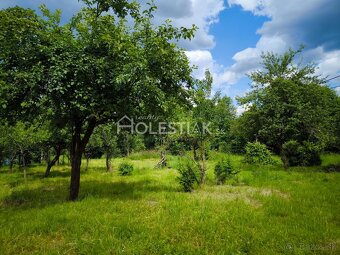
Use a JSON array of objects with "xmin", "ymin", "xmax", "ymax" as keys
[
  {"xmin": 177, "ymin": 160, "xmax": 199, "ymax": 192},
  {"xmin": 281, "ymin": 140, "xmax": 321, "ymax": 167},
  {"xmin": 214, "ymin": 159, "xmax": 238, "ymax": 185},
  {"xmin": 118, "ymin": 163, "xmax": 134, "ymax": 176},
  {"xmin": 244, "ymin": 142, "xmax": 275, "ymax": 165}
]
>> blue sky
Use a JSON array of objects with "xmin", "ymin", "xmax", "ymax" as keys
[{"xmin": 1, "ymin": 0, "xmax": 339, "ymax": 111}]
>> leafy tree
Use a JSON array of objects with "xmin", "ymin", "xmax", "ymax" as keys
[
  {"xmin": 0, "ymin": 1, "xmax": 196, "ymax": 200},
  {"xmin": 238, "ymin": 48, "xmax": 339, "ymax": 156},
  {"xmin": 44, "ymin": 125, "xmax": 69, "ymax": 177},
  {"xmin": 212, "ymin": 94, "xmax": 236, "ymax": 151},
  {"xmin": 0, "ymin": 122, "xmax": 48, "ymax": 179}
]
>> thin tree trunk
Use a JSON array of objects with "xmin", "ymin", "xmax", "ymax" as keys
[
  {"xmin": 9, "ymin": 154, "xmax": 15, "ymax": 173},
  {"xmin": 44, "ymin": 145, "xmax": 62, "ymax": 177},
  {"xmin": 106, "ymin": 152, "xmax": 112, "ymax": 172},
  {"xmin": 85, "ymin": 156, "xmax": 90, "ymax": 171},
  {"xmin": 199, "ymin": 140, "xmax": 206, "ymax": 184},
  {"xmin": 21, "ymin": 149, "xmax": 27, "ymax": 184}
]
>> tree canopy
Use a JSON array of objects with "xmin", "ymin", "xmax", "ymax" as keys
[
  {"xmin": 0, "ymin": 0, "xmax": 197, "ymax": 200},
  {"xmin": 237, "ymin": 48, "xmax": 339, "ymax": 154}
]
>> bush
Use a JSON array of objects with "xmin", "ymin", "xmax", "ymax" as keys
[
  {"xmin": 177, "ymin": 160, "xmax": 199, "ymax": 192},
  {"xmin": 218, "ymin": 141, "xmax": 231, "ymax": 153},
  {"xmin": 118, "ymin": 163, "xmax": 134, "ymax": 176},
  {"xmin": 281, "ymin": 140, "xmax": 321, "ymax": 167},
  {"xmin": 244, "ymin": 142, "xmax": 275, "ymax": 165},
  {"xmin": 214, "ymin": 159, "xmax": 238, "ymax": 185},
  {"xmin": 167, "ymin": 140, "xmax": 186, "ymax": 156}
]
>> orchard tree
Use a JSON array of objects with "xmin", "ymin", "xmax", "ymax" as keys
[
  {"xmin": 238, "ymin": 48, "xmax": 339, "ymax": 154},
  {"xmin": 0, "ymin": 122, "xmax": 48, "ymax": 178},
  {"xmin": 0, "ymin": 1, "xmax": 196, "ymax": 200}
]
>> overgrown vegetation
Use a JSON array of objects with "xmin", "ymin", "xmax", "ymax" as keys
[
  {"xmin": 0, "ymin": 153, "xmax": 339, "ymax": 254},
  {"xmin": 0, "ymin": 0, "xmax": 339, "ymax": 253}
]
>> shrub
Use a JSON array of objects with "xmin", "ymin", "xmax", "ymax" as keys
[
  {"xmin": 281, "ymin": 140, "xmax": 321, "ymax": 167},
  {"xmin": 244, "ymin": 142, "xmax": 275, "ymax": 165},
  {"xmin": 118, "ymin": 163, "xmax": 134, "ymax": 176},
  {"xmin": 167, "ymin": 140, "xmax": 186, "ymax": 156},
  {"xmin": 281, "ymin": 140, "xmax": 300, "ymax": 167},
  {"xmin": 177, "ymin": 160, "xmax": 199, "ymax": 192},
  {"xmin": 214, "ymin": 159, "xmax": 238, "ymax": 185},
  {"xmin": 218, "ymin": 141, "xmax": 231, "ymax": 153}
]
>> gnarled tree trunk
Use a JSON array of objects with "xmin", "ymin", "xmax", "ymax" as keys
[{"xmin": 69, "ymin": 118, "xmax": 96, "ymax": 201}]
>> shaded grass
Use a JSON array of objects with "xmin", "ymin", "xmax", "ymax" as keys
[{"xmin": 0, "ymin": 153, "xmax": 339, "ymax": 254}]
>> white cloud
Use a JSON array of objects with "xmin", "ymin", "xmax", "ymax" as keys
[
  {"xmin": 185, "ymin": 50, "xmax": 234, "ymax": 94},
  {"xmin": 335, "ymin": 87, "xmax": 340, "ymax": 96},
  {"xmin": 152, "ymin": 0, "xmax": 225, "ymax": 50},
  {"xmin": 220, "ymin": 0, "xmax": 340, "ymax": 86}
]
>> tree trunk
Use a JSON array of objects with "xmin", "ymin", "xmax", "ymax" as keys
[
  {"xmin": 21, "ymin": 149, "xmax": 27, "ymax": 183},
  {"xmin": 9, "ymin": 154, "xmax": 15, "ymax": 173},
  {"xmin": 199, "ymin": 140, "xmax": 206, "ymax": 184},
  {"xmin": 106, "ymin": 152, "xmax": 112, "ymax": 172},
  {"xmin": 69, "ymin": 118, "xmax": 96, "ymax": 201},
  {"xmin": 44, "ymin": 145, "xmax": 62, "ymax": 177},
  {"xmin": 85, "ymin": 156, "xmax": 90, "ymax": 171}
]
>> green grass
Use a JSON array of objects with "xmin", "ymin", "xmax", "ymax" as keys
[{"xmin": 0, "ymin": 153, "xmax": 339, "ymax": 254}]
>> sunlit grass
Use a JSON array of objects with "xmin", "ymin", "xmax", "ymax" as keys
[{"xmin": 0, "ymin": 153, "xmax": 339, "ymax": 254}]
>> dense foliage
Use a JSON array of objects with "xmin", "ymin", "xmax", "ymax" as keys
[
  {"xmin": 0, "ymin": 1, "xmax": 196, "ymax": 199},
  {"xmin": 237, "ymin": 48, "xmax": 339, "ymax": 164},
  {"xmin": 281, "ymin": 140, "xmax": 321, "ymax": 167},
  {"xmin": 243, "ymin": 142, "xmax": 275, "ymax": 165}
]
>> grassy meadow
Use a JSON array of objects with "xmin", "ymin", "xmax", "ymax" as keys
[{"xmin": 0, "ymin": 152, "xmax": 339, "ymax": 254}]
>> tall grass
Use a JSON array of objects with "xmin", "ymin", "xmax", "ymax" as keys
[{"xmin": 0, "ymin": 152, "xmax": 339, "ymax": 254}]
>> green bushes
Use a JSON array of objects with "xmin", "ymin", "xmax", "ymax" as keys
[
  {"xmin": 118, "ymin": 163, "xmax": 134, "ymax": 176},
  {"xmin": 214, "ymin": 159, "xmax": 238, "ymax": 185},
  {"xmin": 177, "ymin": 160, "xmax": 199, "ymax": 192},
  {"xmin": 281, "ymin": 140, "xmax": 321, "ymax": 167},
  {"xmin": 243, "ymin": 142, "xmax": 275, "ymax": 165},
  {"xmin": 167, "ymin": 140, "xmax": 186, "ymax": 156}
]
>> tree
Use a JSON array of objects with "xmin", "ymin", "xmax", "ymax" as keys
[
  {"xmin": 191, "ymin": 70, "xmax": 216, "ymax": 183},
  {"xmin": 211, "ymin": 94, "xmax": 235, "ymax": 151},
  {"xmin": 0, "ymin": 1, "xmax": 196, "ymax": 200},
  {"xmin": 44, "ymin": 125, "xmax": 69, "ymax": 177},
  {"xmin": 0, "ymin": 122, "xmax": 48, "ymax": 179},
  {"xmin": 238, "ymin": 48, "xmax": 339, "ymax": 155}
]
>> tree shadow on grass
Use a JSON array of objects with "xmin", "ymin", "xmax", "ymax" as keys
[{"xmin": 1, "ymin": 179, "xmax": 178, "ymax": 210}]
